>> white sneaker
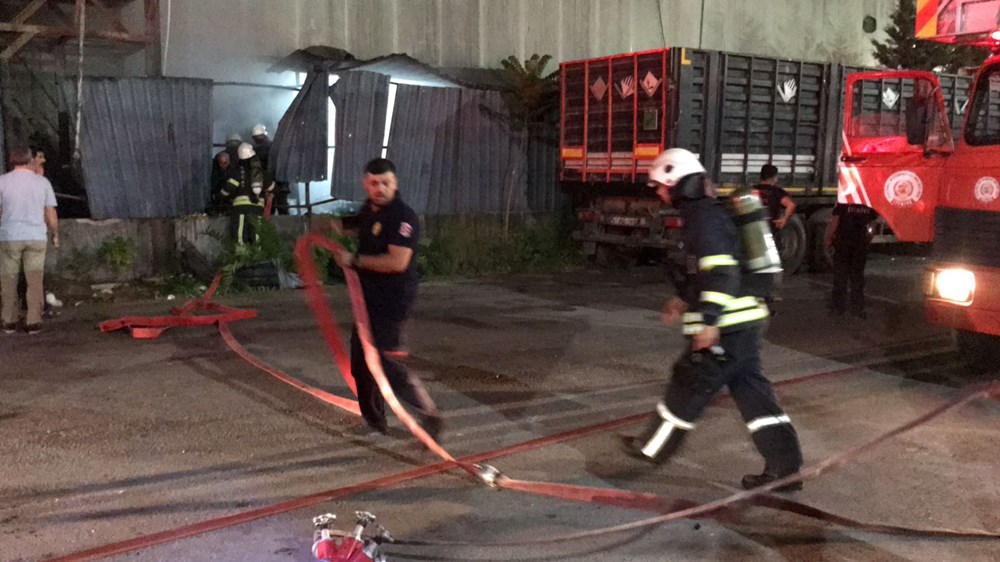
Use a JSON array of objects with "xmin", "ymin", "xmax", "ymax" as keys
[{"xmin": 45, "ymin": 292, "xmax": 63, "ymax": 307}]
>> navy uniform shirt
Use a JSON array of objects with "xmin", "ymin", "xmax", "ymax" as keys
[
  {"xmin": 350, "ymin": 195, "xmax": 420, "ymax": 319},
  {"xmin": 833, "ymin": 203, "xmax": 876, "ymax": 244}
]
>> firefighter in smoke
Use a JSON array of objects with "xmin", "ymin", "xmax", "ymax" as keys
[
  {"xmin": 622, "ymin": 148, "xmax": 804, "ymax": 492},
  {"xmin": 220, "ymin": 142, "xmax": 274, "ymax": 245}
]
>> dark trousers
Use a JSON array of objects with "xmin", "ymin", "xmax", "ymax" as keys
[
  {"xmin": 639, "ymin": 326, "xmax": 803, "ymax": 475},
  {"xmin": 273, "ymin": 184, "xmax": 291, "ymax": 215},
  {"xmin": 350, "ymin": 314, "xmax": 437, "ymax": 430},
  {"xmin": 832, "ymin": 239, "xmax": 868, "ymax": 313},
  {"xmin": 230, "ymin": 204, "xmax": 263, "ymax": 245}
]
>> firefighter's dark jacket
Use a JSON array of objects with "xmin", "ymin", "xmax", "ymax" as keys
[
  {"xmin": 220, "ymin": 158, "xmax": 274, "ymax": 207},
  {"xmin": 672, "ymin": 197, "xmax": 769, "ymax": 335}
]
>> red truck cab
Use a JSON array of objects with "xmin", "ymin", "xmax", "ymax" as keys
[{"xmin": 840, "ymin": 0, "xmax": 1000, "ymax": 360}]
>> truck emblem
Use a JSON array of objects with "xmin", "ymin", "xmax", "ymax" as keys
[
  {"xmin": 955, "ymin": 97, "xmax": 969, "ymax": 115},
  {"xmin": 884, "ymin": 170, "xmax": 923, "ymax": 207},
  {"xmin": 591, "ymin": 77, "xmax": 608, "ymax": 101},
  {"xmin": 641, "ymin": 71, "xmax": 661, "ymax": 97},
  {"xmin": 882, "ymin": 87, "xmax": 900, "ymax": 109},
  {"xmin": 776, "ymin": 79, "xmax": 797, "ymax": 103},
  {"xmin": 616, "ymin": 76, "xmax": 636, "ymax": 99},
  {"xmin": 974, "ymin": 176, "xmax": 1000, "ymax": 203}
]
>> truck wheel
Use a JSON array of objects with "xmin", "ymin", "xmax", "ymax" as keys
[
  {"xmin": 955, "ymin": 330, "xmax": 1000, "ymax": 374},
  {"xmin": 807, "ymin": 208, "xmax": 834, "ymax": 273},
  {"xmin": 779, "ymin": 214, "xmax": 806, "ymax": 274},
  {"xmin": 594, "ymin": 243, "xmax": 636, "ymax": 269}
]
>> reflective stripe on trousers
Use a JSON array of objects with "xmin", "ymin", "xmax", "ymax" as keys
[
  {"xmin": 746, "ymin": 413, "xmax": 791, "ymax": 432},
  {"xmin": 640, "ymin": 401, "xmax": 696, "ymax": 458}
]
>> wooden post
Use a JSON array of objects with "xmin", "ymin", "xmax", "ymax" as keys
[{"xmin": 144, "ymin": 0, "xmax": 161, "ymax": 76}]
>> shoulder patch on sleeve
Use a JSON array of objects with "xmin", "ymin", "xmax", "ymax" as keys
[{"xmin": 399, "ymin": 222, "xmax": 413, "ymax": 238}]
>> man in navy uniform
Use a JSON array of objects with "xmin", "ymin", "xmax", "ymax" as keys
[{"xmin": 333, "ymin": 158, "xmax": 442, "ymax": 440}]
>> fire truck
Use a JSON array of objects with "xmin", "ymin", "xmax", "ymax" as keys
[
  {"xmin": 842, "ymin": 0, "xmax": 1000, "ymax": 360},
  {"xmin": 559, "ymin": 48, "xmax": 970, "ymax": 273}
]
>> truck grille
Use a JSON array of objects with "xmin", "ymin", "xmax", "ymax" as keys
[{"xmin": 933, "ymin": 207, "xmax": 1000, "ymax": 269}]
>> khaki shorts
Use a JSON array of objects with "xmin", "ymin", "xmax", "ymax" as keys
[{"xmin": 0, "ymin": 240, "xmax": 47, "ymax": 276}]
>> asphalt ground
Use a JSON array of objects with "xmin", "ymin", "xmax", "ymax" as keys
[{"xmin": 1, "ymin": 252, "xmax": 998, "ymax": 561}]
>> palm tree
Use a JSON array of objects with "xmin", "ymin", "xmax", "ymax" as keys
[{"xmin": 490, "ymin": 54, "xmax": 560, "ymax": 235}]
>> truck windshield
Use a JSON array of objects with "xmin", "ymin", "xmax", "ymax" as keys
[
  {"xmin": 848, "ymin": 76, "xmax": 952, "ymax": 151},
  {"xmin": 965, "ymin": 67, "xmax": 1000, "ymax": 146}
]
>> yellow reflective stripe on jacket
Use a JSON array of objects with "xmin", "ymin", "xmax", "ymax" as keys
[
  {"xmin": 682, "ymin": 299, "xmax": 768, "ymax": 334},
  {"xmin": 699, "ymin": 254, "xmax": 738, "ymax": 271},
  {"xmin": 701, "ymin": 291, "xmax": 733, "ymax": 306},
  {"xmin": 716, "ymin": 306, "xmax": 769, "ymax": 328},
  {"xmin": 232, "ymin": 195, "xmax": 263, "ymax": 207},
  {"xmin": 722, "ymin": 296, "xmax": 760, "ymax": 312},
  {"xmin": 227, "ymin": 178, "xmax": 240, "ymax": 187},
  {"xmin": 682, "ymin": 312, "xmax": 703, "ymax": 324}
]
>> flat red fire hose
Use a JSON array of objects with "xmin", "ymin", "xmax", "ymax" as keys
[{"xmin": 84, "ymin": 231, "xmax": 1000, "ymax": 561}]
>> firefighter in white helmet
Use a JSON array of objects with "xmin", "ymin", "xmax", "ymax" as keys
[
  {"xmin": 220, "ymin": 142, "xmax": 275, "ymax": 245},
  {"xmin": 251, "ymin": 123, "xmax": 290, "ymax": 215},
  {"xmin": 622, "ymin": 148, "xmax": 804, "ymax": 492}
]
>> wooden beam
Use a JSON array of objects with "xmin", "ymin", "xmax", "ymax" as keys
[
  {"xmin": 12, "ymin": 0, "xmax": 50, "ymax": 24},
  {"xmin": 2, "ymin": 32, "xmax": 37, "ymax": 60},
  {"xmin": 0, "ymin": 22, "xmax": 153, "ymax": 44},
  {"xmin": 144, "ymin": 0, "xmax": 160, "ymax": 76},
  {"xmin": 1, "ymin": 0, "xmax": 51, "ymax": 61},
  {"xmin": 89, "ymin": 0, "xmax": 130, "ymax": 35}
]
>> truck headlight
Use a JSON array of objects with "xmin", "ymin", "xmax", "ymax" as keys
[{"xmin": 931, "ymin": 268, "xmax": 975, "ymax": 304}]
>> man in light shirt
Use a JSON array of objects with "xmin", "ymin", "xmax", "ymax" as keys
[{"xmin": 0, "ymin": 146, "xmax": 59, "ymax": 334}]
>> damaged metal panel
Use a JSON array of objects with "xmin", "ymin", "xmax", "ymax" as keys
[
  {"xmin": 388, "ymin": 83, "xmax": 560, "ymax": 216},
  {"xmin": 329, "ymin": 71, "xmax": 389, "ymax": 200},
  {"xmin": 74, "ymin": 77, "xmax": 212, "ymax": 219},
  {"xmin": 453, "ymin": 89, "xmax": 525, "ymax": 215},
  {"xmin": 271, "ymin": 68, "xmax": 329, "ymax": 183},
  {"xmin": 386, "ymin": 84, "xmax": 462, "ymax": 214}
]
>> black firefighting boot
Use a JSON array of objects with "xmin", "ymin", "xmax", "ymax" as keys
[
  {"xmin": 621, "ymin": 402, "xmax": 693, "ymax": 464},
  {"xmin": 742, "ymin": 422, "xmax": 804, "ymax": 492}
]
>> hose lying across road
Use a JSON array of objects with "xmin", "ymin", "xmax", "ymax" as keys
[{"xmin": 79, "ymin": 232, "xmax": 1000, "ymax": 561}]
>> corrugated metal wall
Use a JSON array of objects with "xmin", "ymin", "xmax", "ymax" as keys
[
  {"xmin": 73, "ymin": 77, "xmax": 212, "ymax": 219},
  {"xmin": 386, "ymin": 82, "xmax": 561, "ymax": 216},
  {"xmin": 271, "ymin": 69, "xmax": 329, "ymax": 183},
  {"xmin": 329, "ymin": 71, "xmax": 389, "ymax": 200}
]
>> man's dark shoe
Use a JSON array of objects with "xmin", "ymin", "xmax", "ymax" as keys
[
  {"xmin": 741, "ymin": 472, "xmax": 803, "ymax": 493},
  {"xmin": 2, "ymin": 323, "xmax": 17, "ymax": 335},
  {"xmin": 25, "ymin": 324, "xmax": 41, "ymax": 335}
]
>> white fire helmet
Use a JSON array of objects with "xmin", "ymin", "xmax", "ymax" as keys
[
  {"xmin": 647, "ymin": 148, "xmax": 706, "ymax": 188},
  {"xmin": 252, "ymin": 124, "xmax": 267, "ymax": 137},
  {"xmin": 237, "ymin": 142, "xmax": 256, "ymax": 160},
  {"xmin": 226, "ymin": 133, "xmax": 242, "ymax": 143}
]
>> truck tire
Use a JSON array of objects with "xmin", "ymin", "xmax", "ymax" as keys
[
  {"xmin": 779, "ymin": 214, "xmax": 806, "ymax": 274},
  {"xmin": 594, "ymin": 243, "xmax": 637, "ymax": 270},
  {"xmin": 955, "ymin": 330, "xmax": 1000, "ymax": 374},
  {"xmin": 807, "ymin": 208, "xmax": 834, "ymax": 273}
]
